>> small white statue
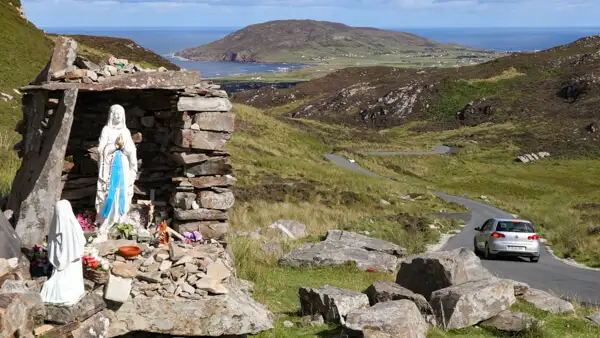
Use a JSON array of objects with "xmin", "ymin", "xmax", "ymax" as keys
[
  {"xmin": 40, "ymin": 200, "xmax": 86, "ymax": 306},
  {"xmin": 94, "ymin": 104, "xmax": 138, "ymax": 243}
]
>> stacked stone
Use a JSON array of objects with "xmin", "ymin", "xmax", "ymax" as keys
[
  {"xmin": 48, "ymin": 38, "xmax": 169, "ymax": 85},
  {"xmin": 169, "ymin": 86, "xmax": 236, "ymax": 242}
]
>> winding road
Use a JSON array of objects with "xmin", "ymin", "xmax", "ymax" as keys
[{"xmin": 325, "ymin": 149, "xmax": 600, "ymax": 305}]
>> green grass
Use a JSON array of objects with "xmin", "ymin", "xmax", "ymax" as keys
[
  {"xmin": 226, "ymin": 104, "xmax": 472, "ymax": 336},
  {"xmin": 355, "ymin": 122, "xmax": 600, "ymax": 267},
  {"xmin": 429, "ymin": 301, "xmax": 600, "ymax": 338}
]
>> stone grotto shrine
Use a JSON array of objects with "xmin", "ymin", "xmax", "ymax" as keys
[{"xmin": 0, "ymin": 36, "xmax": 273, "ymax": 337}]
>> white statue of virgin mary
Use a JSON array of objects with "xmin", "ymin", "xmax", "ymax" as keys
[
  {"xmin": 40, "ymin": 200, "xmax": 86, "ymax": 306},
  {"xmin": 94, "ymin": 104, "xmax": 138, "ymax": 242}
]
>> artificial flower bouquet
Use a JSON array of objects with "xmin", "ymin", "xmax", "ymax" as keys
[
  {"xmin": 24, "ymin": 243, "xmax": 52, "ymax": 277},
  {"xmin": 77, "ymin": 210, "xmax": 97, "ymax": 232},
  {"xmin": 184, "ymin": 231, "xmax": 203, "ymax": 246},
  {"xmin": 82, "ymin": 246, "xmax": 110, "ymax": 284}
]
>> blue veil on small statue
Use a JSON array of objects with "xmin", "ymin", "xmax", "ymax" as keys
[{"xmin": 93, "ymin": 104, "xmax": 138, "ymax": 243}]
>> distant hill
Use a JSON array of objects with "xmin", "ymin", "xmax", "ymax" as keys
[
  {"xmin": 175, "ymin": 19, "xmax": 472, "ymax": 63},
  {"xmin": 233, "ymin": 35, "xmax": 600, "ymax": 156}
]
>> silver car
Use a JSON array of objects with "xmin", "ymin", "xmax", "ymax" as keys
[{"xmin": 474, "ymin": 218, "xmax": 540, "ymax": 262}]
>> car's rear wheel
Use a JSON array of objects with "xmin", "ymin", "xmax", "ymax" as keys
[
  {"xmin": 484, "ymin": 243, "xmax": 495, "ymax": 260},
  {"xmin": 530, "ymin": 256, "xmax": 540, "ymax": 263}
]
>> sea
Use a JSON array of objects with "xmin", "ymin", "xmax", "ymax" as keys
[{"xmin": 45, "ymin": 27, "xmax": 600, "ymax": 79}]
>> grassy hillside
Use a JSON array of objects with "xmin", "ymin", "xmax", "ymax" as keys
[
  {"xmin": 233, "ymin": 35, "xmax": 600, "ymax": 157},
  {"xmin": 0, "ymin": 3, "xmax": 181, "ymax": 196},
  {"xmin": 176, "ymin": 19, "xmax": 503, "ymax": 69},
  {"xmin": 231, "ymin": 35, "xmax": 600, "ymax": 268},
  {"xmin": 225, "ymin": 104, "xmax": 600, "ymax": 337},
  {"xmin": 48, "ymin": 34, "xmax": 180, "ymax": 70}
]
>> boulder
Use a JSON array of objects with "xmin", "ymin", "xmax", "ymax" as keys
[
  {"xmin": 106, "ymin": 288, "xmax": 274, "ymax": 337},
  {"xmin": 184, "ymin": 157, "xmax": 232, "ymax": 176},
  {"xmin": 344, "ymin": 300, "xmax": 428, "ymax": 338},
  {"xmin": 299, "ymin": 285, "xmax": 369, "ymax": 325},
  {"xmin": 70, "ymin": 310, "xmax": 110, "ymax": 338},
  {"xmin": 265, "ymin": 220, "xmax": 307, "ymax": 240},
  {"xmin": 363, "ymin": 280, "xmax": 432, "ymax": 317},
  {"xmin": 280, "ymin": 240, "xmax": 399, "ymax": 273},
  {"xmin": 111, "ymin": 262, "xmax": 138, "ymax": 278},
  {"xmin": 479, "ymin": 310, "xmax": 539, "ymax": 332},
  {"xmin": 326, "ymin": 230, "xmax": 406, "ymax": 257},
  {"xmin": 430, "ymin": 278, "xmax": 516, "ymax": 329},
  {"xmin": 521, "ymin": 289, "xmax": 574, "ymax": 314},
  {"xmin": 396, "ymin": 247, "xmax": 493, "ymax": 300},
  {"xmin": 586, "ymin": 312, "xmax": 600, "ymax": 326},
  {"xmin": 504, "ymin": 279, "xmax": 530, "ymax": 296},
  {"xmin": 0, "ymin": 293, "xmax": 40, "ymax": 337},
  {"xmin": 45, "ymin": 292, "xmax": 106, "ymax": 325}
]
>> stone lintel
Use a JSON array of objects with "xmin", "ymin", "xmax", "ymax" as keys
[{"xmin": 21, "ymin": 70, "xmax": 201, "ymax": 92}]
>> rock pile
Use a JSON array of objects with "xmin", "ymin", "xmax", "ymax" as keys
[
  {"xmin": 98, "ymin": 240, "xmax": 236, "ymax": 301},
  {"xmin": 43, "ymin": 37, "xmax": 168, "ymax": 85},
  {"xmin": 516, "ymin": 152, "xmax": 550, "ymax": 163},
  {"xmin": 298, "ymin": 247, "xmax": 573, "ymax": 337},
  {"xmin": 279, "ymin": 230, "xmax": 406, "ymax": 273},
  {"xmin": 0, "ymin": 239, "xmax": 274, "ymax": 337}
]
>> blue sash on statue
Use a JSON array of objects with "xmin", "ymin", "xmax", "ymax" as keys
[{"xmin": 102, "ymin": 150, "xmax": 126, "ymax": 219}]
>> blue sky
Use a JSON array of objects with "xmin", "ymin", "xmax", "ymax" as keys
[{"xmin": 25, "ymin": 0, "xmax": 600, "ymax": 28}]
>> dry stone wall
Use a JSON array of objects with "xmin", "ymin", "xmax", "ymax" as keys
[{"xmin": 8, "ymin": 36, "xmax": 237, "ymax": 246}]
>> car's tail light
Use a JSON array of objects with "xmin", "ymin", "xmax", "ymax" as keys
[
  {"xmin": 491, "ymin": 232, "xmax": 505, "ymax": 238},
  {"xmin": 528, "ymin": 234, "xmax": 539, "ymax": 240}
]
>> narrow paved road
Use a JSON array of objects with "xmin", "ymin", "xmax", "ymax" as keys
[{"xmin": 325, "ymin": 151, "xmax": 600, "ymax": 305}]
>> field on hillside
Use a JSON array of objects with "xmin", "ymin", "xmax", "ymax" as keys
[
  {"xmin": 216, "ymin": 49, "xmax": 505, "ymax": 82},
  {"xmin": 225, "ymin": 104, "xmax": 600, "ymax": 337}
]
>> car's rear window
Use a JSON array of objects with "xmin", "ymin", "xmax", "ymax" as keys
[{"xmin": 496, "ymin": 221, "xmax": 534, "ymax": 233}]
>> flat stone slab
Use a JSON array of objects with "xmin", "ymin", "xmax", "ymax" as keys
[
  {"xmin": 480, "ymin": 310, "xmax": 539, "ymax": 332},
  {"xmin": 326, "ymin": 230, "xmax": 406, "ymax": 257},
  {"xmin": 430, "ymin": 278, "xmax": 516, "ymax": 330},
  {"xmin": 521, "ymin": 289, "xmax": 575, "ymax": 314},
  {"xmin": 45, "ymin": 292, "xmax": 106, "ymax": 325},
  {"xmin": 344, "ymin": 300, "xmax": 428, "ymax": 338},
  {"xmin": 299, "ymin": 285, "xmax": 369, "ymax": 325},
  {"xmin": 22, "ymin": 70, "xmax": 201, "ymax": 92},
  {"xmin": 106, "ymin": 288, "xmax": 273, "ymax": 337},
  {"xmin": 279, "ymin": 240, "xmax": 399, "ymax": 273}
]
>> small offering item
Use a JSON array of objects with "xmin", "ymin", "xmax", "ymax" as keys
[{"xmin": 118, "ymin": 246, "xmax": 141, "ymax": 259}]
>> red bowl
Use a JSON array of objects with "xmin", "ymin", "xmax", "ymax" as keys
[{"xmin": 118, "ymin": 246, "xmax": 141, "ymax": 259}]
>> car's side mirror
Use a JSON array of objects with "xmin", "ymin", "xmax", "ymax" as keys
[{"xmin": 474, "ymin": 227, "xmax": 481, "ymax": 231}]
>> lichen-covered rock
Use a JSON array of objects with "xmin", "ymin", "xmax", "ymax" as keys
[
  {"xmin": 344, "ymin": 300, "xmax": 428, "ymax": 338},
  {"xmin": 106, "ymin": 288, "xmax": 273, "ymax": 337},
  {"xmin": 299, "ymin": 285, "xmax": 369, "ymax": 325},
  {"xmin": 326, "ymin": 230, "xmax": 406, "ymax": 257},
  {"xmin": 280, "ymin": 240, "xmax": 399, "ymax": 273},
  {"xmin": 198, "ymin": 190, "xmax": 235, "ymax": 210},
  {"xmin": 0, "ymin": 293, "xmax": 37, "ymax": 337},
  {"xmin": 265, "ymin": 220, "xmax": 307, "ymax": 240},
  {"xmin": 45, "ymin": 292, "xmax": 106, "ymax": 325},
  {"xmin": 70, "ymin": 310, "xmax": 110, "ymax": 338},
  {"xmin": 396, "ymin": 247, "xmax": 493, "ymax": 300},
  {"xmin": 363, "ymin": 280, "xmax": 433, "ymax": 319},
  {"xmin": 479, "ymin": 310, "xmax": 539, "ymax": 332},
  {"xmin": 521, "ymin": 289, "xmax": 575, "ymax": 314},
  {"xmin": 430, "ymin": 278, "xmax": 516, "ymax": 329}
]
